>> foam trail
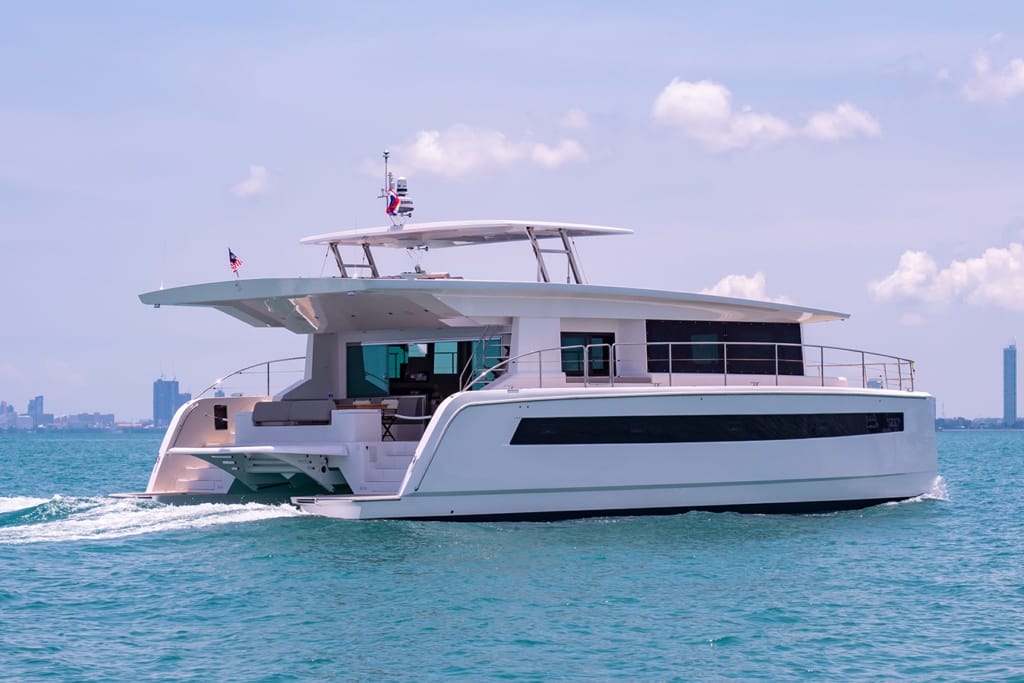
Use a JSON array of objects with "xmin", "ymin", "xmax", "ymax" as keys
[
  {"xmin": 0, "ymin": 496, "xmax": 305, "ymax": 545},
  {"xmin": 920, "ymin": 475, "xmax": 949, "ymax": 501},
  {"xmin": 887, "ymin": 475, "xmax": 949, "ymax": 505},
  {"xmin": 0, "ymin": 496, "xmax": 51, "ymax": 514}
]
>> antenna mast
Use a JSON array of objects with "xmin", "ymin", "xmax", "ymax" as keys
[
  {"xmin": 378, "ymin": 149, "xmax": 414, "ymax": 225},
  {"xmin": 379, "ymin": 150, "xmax": 394, "ymax": 223}
]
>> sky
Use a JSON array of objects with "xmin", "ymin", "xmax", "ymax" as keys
[{"xmin": 2, "ymin": 2, "xmax": 1023, "ymax": 421}]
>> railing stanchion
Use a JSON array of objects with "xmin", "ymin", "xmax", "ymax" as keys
[
  {"xmin": 613, "ymin": 343, "xmax": 618, "ymax": 386},
  {"xmin": 819, "ymin": 346, "xmax": 825, "ymax": 387},
  {"xmin": 723, "ymin": 343, "xmax": 728, "ymax": 386},
  {"xmin": 609, "ymin": 343, "xmax": 615, "ymax": 387},
  {"xmin": 861, "ymin": 351, "xmax": 866, "ymax": 389},
  {"xmin": 774, "ymin": 344, "xmax": 779, "ymax": 386},
  {"xmin": 584, "ymin": 344, "xmax": 590, "ymax": 386},
  {"xmin": 669, "ymin": 342, "xmax": 674, "ymax": 387}
]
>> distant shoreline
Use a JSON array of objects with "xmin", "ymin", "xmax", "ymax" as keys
[{"xmin": 0, "ymin": 427, "xmax": 157, "ymax": 435}]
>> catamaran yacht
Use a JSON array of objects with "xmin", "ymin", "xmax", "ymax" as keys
[{"xmin": 115, "ymin": 164, "xmax": 938, "ymax": 520}]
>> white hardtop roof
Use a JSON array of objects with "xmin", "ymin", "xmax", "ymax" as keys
[
  {"xmin": 301, "ymin": 220, "xmax": 632, "ymax": 249},
  {"xmin": 140, "ymin": 277, "xmax": 848, "ymax": 334}
]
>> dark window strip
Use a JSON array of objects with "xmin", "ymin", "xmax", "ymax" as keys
[
  {"xmin": 645, "ymin": 320, "xmax": 804, "ymax": 375},
  {"xmin": 510, "ymin": 412, "xmax": 904, "ymax": 445}
]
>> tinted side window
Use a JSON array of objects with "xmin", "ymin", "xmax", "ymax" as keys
[{"xmin": 646, "ymin": 321, "xmax": 803, "ymax": 375}]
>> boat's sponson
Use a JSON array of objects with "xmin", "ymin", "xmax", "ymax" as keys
[{"xmin": 289, "ymin": 386, "xmax": 937, "ymax": 520}]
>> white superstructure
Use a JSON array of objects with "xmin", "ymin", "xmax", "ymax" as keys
[{"xmin": 115, "ymin": 170, "xmax": 937, "ymax": 520}]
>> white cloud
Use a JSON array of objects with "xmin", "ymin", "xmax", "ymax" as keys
[
  {"xmin": 651, "ymin": 77, "xmax": 879, "ymax": 151},
  {"xmin": 935, "ymin": 67, "xmax": 951, "ymax": 82},
  {"xmin": 727, "ymin": 109, "xmax": 792, "ymax": 149},
  {"xmin": 651, "ymin": 78, "xmax": 791, "ymax": 151},
  {"xmin": 531, "ymin": 139, "xmax": 587, "ymax": 168},
  {"xmin": 991, "ymin": 32, "xmax": 1005, "ymax": 44},
  {"xmin": 870, "ymin": 250, "xmax": 939, "ymax": 301},
  {"xmin": 871, "ymin": 243, "xmax": 1024, "ymax": 310},
  {"xmin": 961, "ymin": 49, "xmax": 1024, "ymax": 103},
  {"xmin": 559, "ymin": 107, "xmax": 589, "ymax": 130},
  {"xmin": 230, "ymin": 165, "xmax": 269, "ymax": 197},
  {"xmin": 803, "ymin": 103, "xmax": 881, "ymax": 141},
  {"xmin": 392, "ymin": 125, "xmax": 587, "ymax": 177},
  {"xmin": 701, "ymin": 272, "xmax": 791, "ymax": 303}
]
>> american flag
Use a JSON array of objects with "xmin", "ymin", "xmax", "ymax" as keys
[{"xmin": 229, "ymin": 249, "xmax": 244, "ymax": 273}]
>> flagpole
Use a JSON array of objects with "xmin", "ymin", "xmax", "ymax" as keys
[{"xmin": 383, "ymin": 149, "xmax": 389, "ymax": 212}]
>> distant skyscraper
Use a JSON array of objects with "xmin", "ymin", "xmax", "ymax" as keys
[
  {"xmin": 1004, "ymin": 344, "xmax": 1017, "ymax": 427},
  {"xmin": 27, "ymin": 395, "xmax": 43, "ymax": 426},
  {"xmin": 153, "ymin": 378, "xmax": 191, "ymax": 428}
]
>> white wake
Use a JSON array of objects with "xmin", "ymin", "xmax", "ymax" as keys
[
  {"xmin": 0, "ymin": 496, "xmax": 305, "ymax": 545},
  {"xmin": 0, "ymin": 496, "xmax": 51, "ymax": 514},
  {"xmin": 886, "ymin": 475, "xmax": 949, "ymax": 505}
]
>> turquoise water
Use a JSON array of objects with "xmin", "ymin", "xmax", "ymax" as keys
[{"xmin": 0, "ymin": 431, "xmax": 1020, "ymax": 681}]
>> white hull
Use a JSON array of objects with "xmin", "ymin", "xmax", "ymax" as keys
[
  {"xmin": 291, "ymin": 386, "xmax": 937, "ymax": 520},
  {"xmin": 293, "ymin": 473, "xmax": 936, "ymax": 521}
]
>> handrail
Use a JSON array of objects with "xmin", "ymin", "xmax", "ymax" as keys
[
  {"xmin": 197, "ymin": 356, "xmax": 305, "ymax": 398},
  {"xmin": 458, "ymin": 327, "xmax": 496, "ymax": 390},
  {"xmin": 462, "ymin": 341, "xmax": 916, "ymax": 392},
  {"xmin": 458, "ymin": 333, "xmax": 508, "ymax": 391},
  {"xmin": 457, "ymin": 349, "xmax": 479, "ymax": 391}
]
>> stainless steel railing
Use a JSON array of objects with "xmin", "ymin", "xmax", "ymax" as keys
[
  {"xmin": 197, "ymin": 356, "xmax": 306, "ymax": 399},
  {"xmin": 462, "ymin": 341, "xmax": 915, "ymax": 392}
]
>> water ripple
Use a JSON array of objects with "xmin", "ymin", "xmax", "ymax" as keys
[{"xmin": 1, "ymin": 430, "xmax": 1022, "ymax": 681}]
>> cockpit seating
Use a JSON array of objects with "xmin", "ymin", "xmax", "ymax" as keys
[{"xmin": 252, "ymin": 399, "xmax": 334, "ymax": 426}]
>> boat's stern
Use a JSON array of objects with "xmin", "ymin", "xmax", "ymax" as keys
[{"xmin": 113, "ymin": 395, "xmax": 419, "ymax": 504}]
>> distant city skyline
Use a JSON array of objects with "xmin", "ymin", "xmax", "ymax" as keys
[
  {"xmin": 2, "ymin": 371, "xmax": 198, "ymax": 425},
  {"xmin": 0, "ymin": 375, "xmax": 195, "ymax": 429},
  {"xmin": 0, "ymin": 396, "xmax": 120, "ymax": 430}
]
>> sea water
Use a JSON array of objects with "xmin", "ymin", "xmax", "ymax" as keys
[{"xmin": 0, "ymin": 430, "xmax": 1020, "ymax": 681}]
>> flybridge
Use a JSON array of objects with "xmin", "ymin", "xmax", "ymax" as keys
[
  {"xmin": 301, "ymin": 150, "xmax": 631, "ymax": 282},
  {"xmin": 300, "ymin": 220, "xmax": 633, "ymax": 283}
]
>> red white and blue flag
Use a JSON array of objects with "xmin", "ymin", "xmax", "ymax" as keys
[
  {"xmin": 386, "ymin": 188, "xmax": 400, "ymax": 215},
  {"xmin": 229, "ymin": 249, "xmax": 244, "ymax": 273}
]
